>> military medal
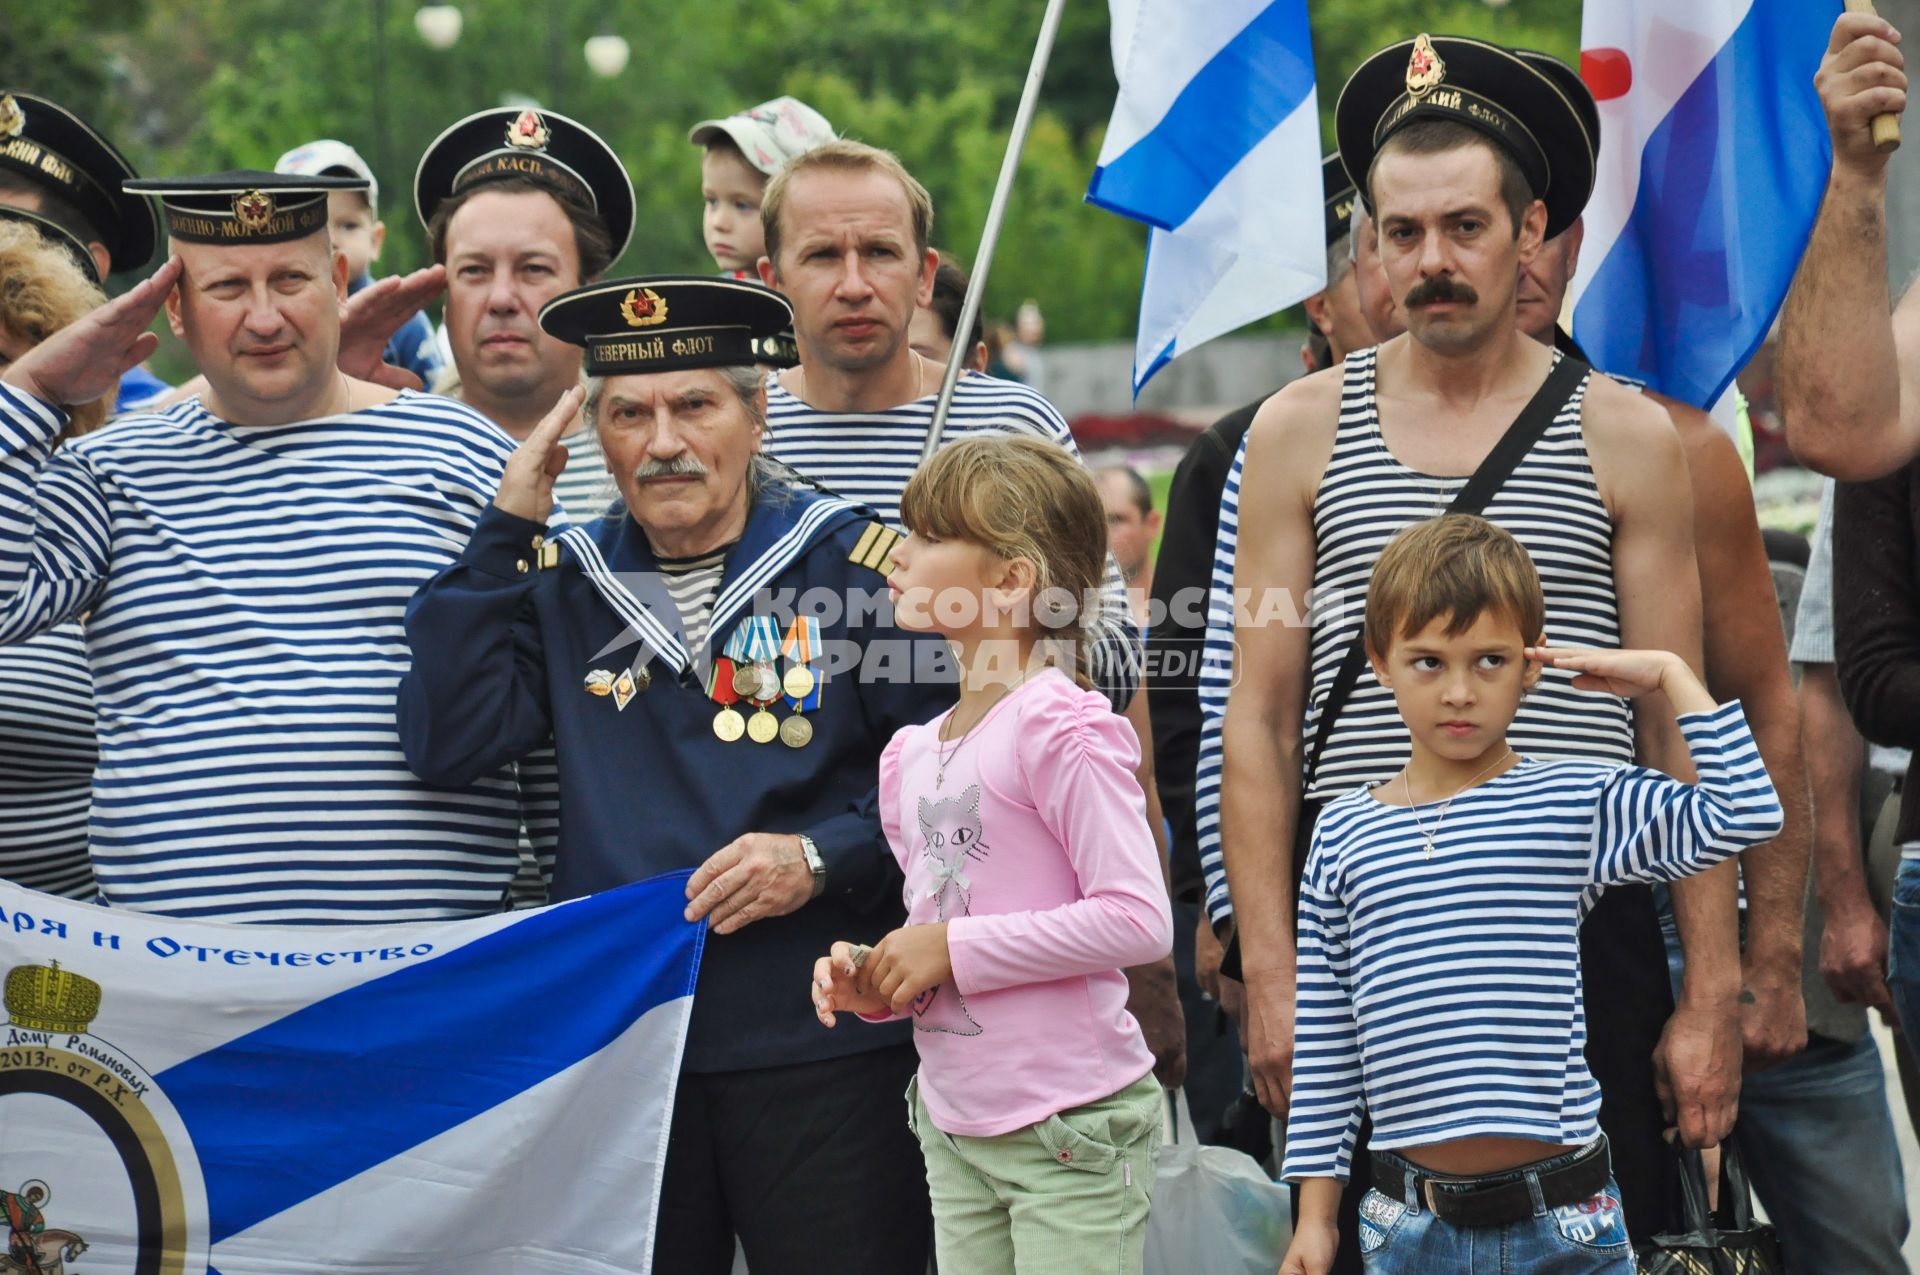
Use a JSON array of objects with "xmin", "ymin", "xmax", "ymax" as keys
[
  {"xmin": 584, "ymin": 669, "xmax": 616, "ymax": 697},
  {"xmin": 747, "ymin": 707, "xmax": 780, "ymax": 744},
  {"xmin": 708, "ymin": 658, "xmax": 747, "ymax": 741},
  {"xmin": 778, "ymin": 617, "xmax": 824, "ymax": 748},
  {"xmin": 612, "ymin": 667, "xmax": 644, "ymax": 711}
]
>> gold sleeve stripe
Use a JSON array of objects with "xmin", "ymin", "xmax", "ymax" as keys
[
  {"xmin": 849, "ymin": 522, "xmax": 886, "ymax": 567},
  {"xmin": 859, "ymin": 528, "xmax": 901, "ymax": 572}
]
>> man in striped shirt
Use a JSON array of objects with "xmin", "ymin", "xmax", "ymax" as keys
[
  {"xmin": 1221, "ymin": 39, "xmax": 1730, "ymax": 1261},
  {"xmin": 0, "ymin": 172, "xmax": 532, "ymax": 924},
  {"xmin": 751, "ymin": 139, "xmax": 1141, "ymax": 709}
]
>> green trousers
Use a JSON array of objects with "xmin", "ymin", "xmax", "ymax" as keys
[{"xmin": 909, "ymin": 1071, "xmax": 1162, "ymax": 1274}]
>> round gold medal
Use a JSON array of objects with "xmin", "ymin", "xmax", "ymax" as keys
[
  {"xmin": 712, "ymin": 706, "xmax": 746, "ymax": 742},
  {"xmin": 731, "ymin": 662, "xmax": 762, "ymax": 699},
  {"xmin": 746, "ymin": 708, "xmax": 779, "ymax": 744},
  {"xmin": 782, "ymin": 665, "xmax": 816, "ymax": 700},
  {"xmin": 779, "ymin": 715, "xmax": 814, "ymax": 748}
]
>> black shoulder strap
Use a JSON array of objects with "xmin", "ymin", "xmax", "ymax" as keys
[{"xmin": 1300, "ymin": 354, "xmax": 1587, "ymax": 790}]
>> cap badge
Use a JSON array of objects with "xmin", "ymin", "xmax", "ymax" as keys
[
  {"xmin": 1406, "ymin": 34, "xmax": 1447, "ymax": 98},
  {"xmin": 0, "ymin": 94, "xmax": 23, "ymax": 140},
  {"xmin": 506, "ymin": 108, "xmax": 551, "ymax": 152},
  {"xmin": 619, "ymin": 287, "xmax": 668, "ymax": 328},
  {"xmin": 233, "ymin": 189, "xmax": 277, "ymax": 232}
]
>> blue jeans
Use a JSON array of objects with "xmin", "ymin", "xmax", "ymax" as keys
[
  {"xmin": 1654, "ymin": 886, "xmax": 1911, "ymax": 1274},
  {"xmin": 1359, "ymin": 1145, "xmax": 1636, "ymax": 1274},
  {"xmin": 1893, "ymin": 857, "xmax": 1920, "ymax": 1066}
]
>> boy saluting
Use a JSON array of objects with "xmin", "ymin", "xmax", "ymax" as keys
[{"xmin": 1280, "ymin": 515, "xmax": 1782, "ymax": 1275}]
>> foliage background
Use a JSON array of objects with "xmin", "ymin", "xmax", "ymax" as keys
[{"xmin": 0, "ymin": 0, "xmax": 1577, "ymax": 376}]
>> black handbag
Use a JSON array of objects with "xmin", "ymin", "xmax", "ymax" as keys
[{"xmin": 1637, "ymin": 1144, "xmax": 1785, "ymax": 1274}]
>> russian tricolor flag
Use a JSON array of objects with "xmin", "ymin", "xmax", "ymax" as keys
[{"xmin": 1569, "ymin": 1, "xmax": 1838, "ymax": 410}]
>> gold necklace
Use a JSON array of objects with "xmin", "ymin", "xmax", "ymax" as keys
[{"xmin": 1403, "ymin": 749, "xmax": 1516, "ymax": 857}]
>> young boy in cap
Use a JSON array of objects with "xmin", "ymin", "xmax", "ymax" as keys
[
  {"xmin": 1277, "ymin": 514, "xmax": 1782, "ymax": 1275},
  {"xmin": 687, "ymin": 96, "xmax": 834, "ymax": 278},
  {"xmin": 276, "ymin": 139, "xmax": 444, "ymax": 388}
]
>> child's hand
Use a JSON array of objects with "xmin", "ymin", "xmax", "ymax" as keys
[
  {"xmin": 811, "ymin": 942, "xmax": 890, "ymax": 1027},
  {"xmin": 1528, "ymin": 646, "xmax": 1684, "ymax": 699},
  {"xmin": 866, "ymin": 922, "xmax": 954, "ymax": 1014},
  {"xmin": 1277, "ymin": 1218, "xmax": 1337, "ymax": 1275}
]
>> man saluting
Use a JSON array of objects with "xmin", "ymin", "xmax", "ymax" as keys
[{"xmin": 0, "ymin": 172, "xmax": 533, "ymax": 923}]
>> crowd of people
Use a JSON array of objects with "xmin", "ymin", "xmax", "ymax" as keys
[{"xmin": 0, "ymin": 9, "xmax": 1918, "ymax": 1275}]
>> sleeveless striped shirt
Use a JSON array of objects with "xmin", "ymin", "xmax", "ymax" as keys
[{"xmin": 1303, "ymin": 346, "xmax": 1632, "ymax": 798}]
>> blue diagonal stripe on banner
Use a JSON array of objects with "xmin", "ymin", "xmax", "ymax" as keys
[
  {"xmin": 156, "ymin": 872, "xmax": 704, "ymax": 1244},
  {"xmin": 1085, "ymin": 1, "xmax": 1316, "ymax": 231}
]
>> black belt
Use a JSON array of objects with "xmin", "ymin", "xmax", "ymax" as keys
[{"xmin": 1369, "ymin": 1136, "xmax": 1612, "ymax": 1228}]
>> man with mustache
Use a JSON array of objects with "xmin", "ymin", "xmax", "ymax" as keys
[
  {"xmin": 398, "ymin": 277, "xmax": 950, "ymax": 1272},
  {"xmin": 0, "ymin": 172, "xmax": 534, "ymax": 923},
  {"xmin": 1216, "ymin": 38, "xmax": 1734, "ymax": 1265}
]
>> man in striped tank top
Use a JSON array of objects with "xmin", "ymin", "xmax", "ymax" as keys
[
  {"xmin": 1220, "ymin": 38, "xmax": 1734, "ymax": 1261},
  {"xmin": 0, "ymin": 172, "xmax": 536, "ymax": 925}
]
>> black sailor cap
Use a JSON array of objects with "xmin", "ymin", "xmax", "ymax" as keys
[
  {"xmin": 123, "ymin": 170, "xmax": 366, "ymax": 245},
  {"xmin": 539, "ymin": 275, "xmax": 797, "ymax": 376},
  {"xmin": 0, "ymin": 91, "xmax": 158, "ymax": 279},
  {"xmin": 1335, "ymin": 35, "xmax": 1597, "ymax": 240}
]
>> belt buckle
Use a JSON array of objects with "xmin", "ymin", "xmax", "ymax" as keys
[{"xmin": 1422, "ymin": 1177, "xmax": 1442, "ymax": 1216}]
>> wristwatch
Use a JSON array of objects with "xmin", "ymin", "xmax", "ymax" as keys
[{"xmin": 797, "ymin": 833, "xmax": 826, "ymax": 899}]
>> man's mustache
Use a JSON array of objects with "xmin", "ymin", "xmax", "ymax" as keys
[
  {"xmin": 632, "ymin": 455, "xmax": 709, "ymax": 481},
  {"xmin": 1405, "ymin": 277, "xmax": 1479, "ymax": 308}
]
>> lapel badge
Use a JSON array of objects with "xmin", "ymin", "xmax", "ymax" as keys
[
  {"xmin": 233, "ymin": 189, "xmax": 276, "ymax": 232},
  {"xmin": 612, "ymin": 668, "xmax": 638, "ymax": 711},
  {"xmin": 584, "ymin": 668, "xmax": 616, "ymax": 697},
  {"xmin": 619, "ymin": 287, "xmax": 668, "ymax": 328},
  {"xmin": 506, "ymin": 108, "xmax": 551, "ymax": 151},
  {"xmin": 0, "ymin": 95, "xmax": 23, "ymax": 140},
  {"xmin": 1406, "ymin": 34, "xmax": 1446, "ymax": 98}
]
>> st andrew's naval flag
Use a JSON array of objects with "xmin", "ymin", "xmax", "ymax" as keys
[
  {"xmin": 1087, "ymin": 0, "xmax": 1324, "ymax": 394},
  {"xmin": 1569, "ymin": 0, "xmax": 1837, "ymax": 409},
  {"xmin": 0, "ymin": 875, "xmax": 702, "ymax": 1275}
]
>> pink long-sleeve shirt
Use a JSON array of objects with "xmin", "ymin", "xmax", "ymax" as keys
[{"xmin": 875, "ymin": 669, "xmax": 1172, "ymax": 1137}]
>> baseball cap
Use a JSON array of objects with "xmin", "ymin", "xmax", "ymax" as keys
[
  {"xmin": 687, "ymin": 96, "xmax": 835, "ymax": 177},
  {"xmin": 275, "ymin": 139, "xmax": 379, "ymax": 209}
]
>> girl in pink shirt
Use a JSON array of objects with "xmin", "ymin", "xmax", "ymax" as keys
[{"xmin": 811, "ymin": 436, "xmax": 1173, "ymax": 1273}]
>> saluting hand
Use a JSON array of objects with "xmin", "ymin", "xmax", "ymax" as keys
[
  {"xmin": 337, "ymin": 265, "xmax": 446, "ymax": 391},
  {"xmin": 1527, "ymin": 646, "xmax": 1717, "ymax": 716},
  {"xmin": 1, "ymin": 256, "xmax": 181, "ymax": 408},
  {"xmin": 1818, "ymin": 11, "xmax": 1907, "ymax": 173},
  {"xmin": 494, "ymin": 384, "xmax": 583, "ymax": 522}
]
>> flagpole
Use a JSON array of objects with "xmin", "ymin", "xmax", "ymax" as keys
[{"xmin": 922, "ymin": 0, "xmax": 1071, "ymax": 462}]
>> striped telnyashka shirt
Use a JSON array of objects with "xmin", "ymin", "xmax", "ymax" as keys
[
  {"xmin": 763, "ymin": 374, "xmax": 1141, "ymax": 708},
  {"xmin": 0, "ymin": 383, "xmax": 528, "ymax": 924},
  {"xmin": 0, "ymin": 624, "xmax": 97, "ymax": 899},
  {"xmin": 1194, "ymin": 348, "xmax": 1632, "ymax": 923},
  {"xmin": 1281, "ymin": 701, "xmax": 1782, "ymax": 1181}
]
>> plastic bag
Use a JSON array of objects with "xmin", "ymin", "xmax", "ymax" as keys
[
  {"xmin": 1636, "ymin": 1143, "xmax": 1784, "ymax": 1274},
  {"xmin": 1144, "ymin": 1087, "xmax": 1293, "ymax": 1275}
]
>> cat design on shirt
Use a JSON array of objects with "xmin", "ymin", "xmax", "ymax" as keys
[{"xmin": 913, "ymin": 786, "xmax": 988, "ymax": 1037}]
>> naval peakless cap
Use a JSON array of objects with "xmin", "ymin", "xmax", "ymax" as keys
[
  {"xmin": 414, "ymin": 106, "xmax": 634, "ymax": 261},
  {"xmin": 0, "ymin": 91, "xmax": 158, "ymax": 281},
  {"xmin": 1335, "ymin": 35, "xmax": 1597, "ymax": 240},
  {"xmin": 539, "ymin": 275, "xmax": 797, "ymax": 376},
  {"xmin": 124, "ymin": 171, "xmax": 366, "ymax": 245},
  {"xmin": 1322, "ymin": 152, "xmax": 1357, "ymax": 248}
]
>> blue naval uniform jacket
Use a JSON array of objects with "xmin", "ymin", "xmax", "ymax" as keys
[{"xmin": 398, "ymin": 484, "xmax": 954, "ymax": 1072}]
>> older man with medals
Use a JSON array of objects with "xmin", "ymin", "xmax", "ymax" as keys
[{"xmin": 397, "ymin": 275, "xmax": 949, "ymax": 1273}]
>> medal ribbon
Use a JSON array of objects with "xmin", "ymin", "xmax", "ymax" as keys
[{"xmin": 707, "ymin": 657, "xmax": 741, "ymax": 705}]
